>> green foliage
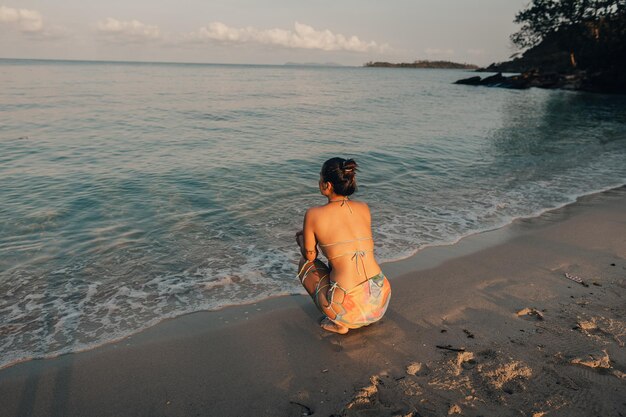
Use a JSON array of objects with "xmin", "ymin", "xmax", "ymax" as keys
[
  {"xmin": 511, "ymin": 0, "xmax": 561, "ymax": 48},
  {"xmin": 512, "ymin": 0, "xmax": 625, "ymax": 48}
]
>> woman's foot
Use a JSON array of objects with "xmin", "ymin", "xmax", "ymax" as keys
[{"xmin": 320, "ymin": 317, "xmax": 349, "ymax": 334}]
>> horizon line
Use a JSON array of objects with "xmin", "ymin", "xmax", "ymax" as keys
[
  {"xmin": 0, "ymin": 56, "xmax": 363, "ymax": 68},
  {"xmin": 0, "ymin": 57, "xmax": 485, "ymax": 69}
]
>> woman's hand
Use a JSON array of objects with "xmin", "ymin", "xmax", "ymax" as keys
[{"xmin": 295, "ymin": 230, "xmax": 304, "ymax": 249}]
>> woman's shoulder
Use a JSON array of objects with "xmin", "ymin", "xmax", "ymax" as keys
[
  {"xmin": 304, "ymin": 204, "xmax": 325, "ymax": 218},
  {"xmin": 349, "ymin": 200, "xmax": 370, "ymax": 212},
  {"xmin": 306, "ymin": 204, "xmax": 326, "ymax": 212},
  {"xmin": 350, "ymin": 199, "xmax": 369, "ymax": 208}
]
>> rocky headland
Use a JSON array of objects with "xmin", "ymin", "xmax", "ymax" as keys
[{"xmin": 455, "ymin": 1, "xmax": 625, "ymax": 94}]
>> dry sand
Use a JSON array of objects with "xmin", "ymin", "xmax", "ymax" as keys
[{"xmin": 0, "ymin": 187, "xmax": 624, "ymax": 417}]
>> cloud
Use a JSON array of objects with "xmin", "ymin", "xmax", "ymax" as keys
[
  {"xmin": 0, "ymin": 5, "xmax": 68, "ymax": 39},
  {"xmin": 0, "ymin": 5, "xmax": 43, "ymax": 32},
  {"xmin": 97, "ymin": 18, "xmax": 160, "ymax": 42},
  {"xmin": 424, "ymin": 48, "xmax": 455, "ymax": 57},
  {"xmin": 187, "ymin": 21, "xmax": 387, "ymax": 53}
]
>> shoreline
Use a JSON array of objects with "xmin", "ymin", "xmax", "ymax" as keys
[
  {"xmin": 1, "ymin": 183, "xmax": 624, "ymax": 371},
  {"xmin": 0, "ymin": 185, "xmax": 624, "ymax": 416}
]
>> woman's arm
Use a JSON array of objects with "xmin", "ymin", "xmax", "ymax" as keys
[
  {"xmin": 301, "ymin": 208, "xmax": 318, "ymax": 261},
  {"xmin": 295, "ymin": 230, "xmax": 306, "ymax": 256}
]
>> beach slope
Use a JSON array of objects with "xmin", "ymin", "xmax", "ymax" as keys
[{"xmin": 0, "ymin": 187, "xmax": 624, "ymax": 417}]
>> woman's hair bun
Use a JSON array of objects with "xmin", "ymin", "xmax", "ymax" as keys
[
  {"xmin": 342, "ymin": 159, "xmax": 357, "ymax": 175},
  {"xmin": 321, "ymin": 157, "xmax": 359, "ymax": 196}
]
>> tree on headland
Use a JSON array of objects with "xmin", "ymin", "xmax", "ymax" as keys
[{"xmin": 510, "ymin": 0, "xmax": 626, "ymax": 71}]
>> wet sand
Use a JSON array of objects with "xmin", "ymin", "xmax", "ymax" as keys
[{"xmin": 0, "ymin": 187, "xmax": 624, "ymax": 417}]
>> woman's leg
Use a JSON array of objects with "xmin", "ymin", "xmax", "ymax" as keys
[
  {"xmin": 297, "ymin": 257, "xmax": 349, "ymax": 334},
  {"xmin": 297, "ymin": 257, "xmax": 330, "ymax": 307}
]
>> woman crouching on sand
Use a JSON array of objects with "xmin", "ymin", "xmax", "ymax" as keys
[{"xmin": 295, "ymin": 157, "xmax": 391, "ymax": 334}]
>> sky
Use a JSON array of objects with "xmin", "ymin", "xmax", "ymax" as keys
[{"xmin": 0, "ymin": 1, "xmax": 529, "ymax": 66}]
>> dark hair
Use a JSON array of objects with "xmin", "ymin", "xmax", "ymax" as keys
[{"xmin": 321, "ymin": 157, "xmax": 359, "ymax": 196}]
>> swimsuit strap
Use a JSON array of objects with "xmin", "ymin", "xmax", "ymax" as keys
[
  {"xmin": 326, "ymin": 249, "xmax": 373, "ymax": 261},
  {"xmin": 328, "ymin": 280, "xmax": 351, "ymax": 306},
  {"xmin": 319, "ymin": 236, "xmax": 372, "ymax": 248},
  {"xmin": 328, "ymin": 269, "xmax": 383, "ymax": 303},
  {"xmin": 297, "ymin": 260, "xmax": 317, "ymax": 284},
  {"xmin": 352, "ymin": 250, "xmax": 367, "ymax": 276},
  {"xmin": 328, "ymin": 197, "xmax": 353, "ymax": 214},
  {"xmin": 326, "ymin": 249, "xmax": 373, "ymax": 276}
]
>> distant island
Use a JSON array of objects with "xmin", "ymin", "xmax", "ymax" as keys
[{"xmin": 365, "ymin": 60, "xmax": 478, "ymax": 69}]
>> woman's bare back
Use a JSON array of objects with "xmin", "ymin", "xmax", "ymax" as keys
[{"xmin": 307, "ymin": 200, "xmax": 382, "ymax": 289}]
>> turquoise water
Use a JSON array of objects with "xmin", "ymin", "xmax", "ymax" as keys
[{"xmin": 1, "ymin": 58, "xmax": 625, "ymax": 368}]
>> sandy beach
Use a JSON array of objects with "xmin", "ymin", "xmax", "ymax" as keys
[{"xmin": 0, "ymin": 186, "xmax": 624, "ymax": 417}]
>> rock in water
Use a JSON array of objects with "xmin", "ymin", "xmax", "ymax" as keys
[
  {"xmin": 454, "ymin": 76, "xmax": 481, "ymax": 85},
  {"xmin": 479, "ymin": 72, "xmax": 507, "ymax": 86}
]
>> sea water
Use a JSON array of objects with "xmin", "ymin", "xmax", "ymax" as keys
[{"xmin": 1, "ymin": 58, "xmax": 625, "ymax": 368}]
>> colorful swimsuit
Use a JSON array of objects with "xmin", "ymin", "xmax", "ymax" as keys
[{"xmin": 325, "ymin": 269, "xmax": 391, "ymax": 329}]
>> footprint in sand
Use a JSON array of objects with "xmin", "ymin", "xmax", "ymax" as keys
[
  {"xmin": 483, "ymin": 360, "xmax": 533, "ymax": 393},
  {"xmin": 517, "ymin": 307, "xmax": 544, "ymax": 321},
  {"xmin": 570, "ymin": 349, "xmax": 626, "ymax": 379},
  {"xmin": 454, "ymin": 351, "xmax": 476, "ymax": 375},
  {"xmin": 573, "ymin": 316, "xmax": 626, "ymax": 347},
  {"xmin": 574, "ymin": 319, "xmax": 604, "ymax": 336},
  {"xmin": 406, "ymin": 362, "xmax": 430, "ymax": 376},
  {"xmin": 571, "ymin": 350, "xmax": 612, "ymax": 369}
]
